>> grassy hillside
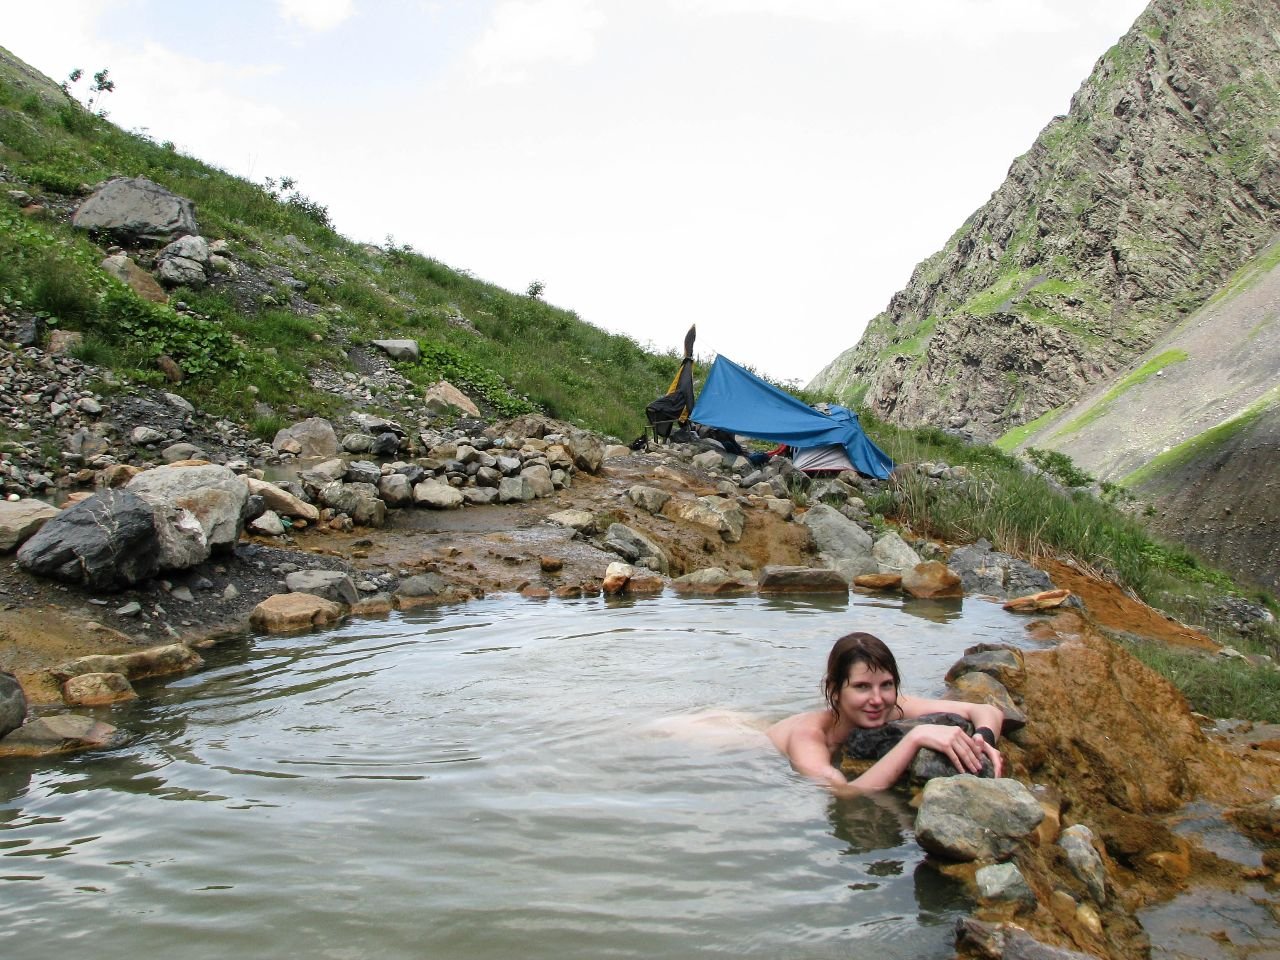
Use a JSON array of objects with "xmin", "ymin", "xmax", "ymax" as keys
[{"xmin": 0, "ymin": 47, "xmax": 688, "ymax": 441}]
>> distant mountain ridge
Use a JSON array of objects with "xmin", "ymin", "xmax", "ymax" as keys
[
  {"xmin": 809, "ymin": 0, "xmax": 1280, "ymax": 592},
  {"xmin": 811, "ymin": 0, "xmax": 1280, "ymax": 442}
]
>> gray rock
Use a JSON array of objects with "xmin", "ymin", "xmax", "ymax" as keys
[
  {"xmin": 975, "ymin": 862, "xmax": 1036, "ymax": 905},
  {"xmin": 377, "ymin": 473, "xmax": 413, "ymax": 507},
  {"xmin": 627, "ymin": 485, "xmax": 671, "ymax": 514},
  {"xmin": 272, "ymin": 417, "xmax": 340, "ymax": 458},
  {"xmin": 132, "ymin": 426, "xmax": 166, "ymax": 445},
  {"xmin": 914, "ymin": 775, "xmax": 1044, "ymax": 861},
  {"xmin": 547, "ymin": 509, "xmax": 595, "ymax": 533},
  {"xmin": 397, "ymin": 573, "xmax": 447, "ymax": 598},
  {"xmin": 0, "ymin": 498, "xmax": 60, "ymax": 552},
  {"xmin": 16, "ymin": 490, "xmax": 161, "ymax": 589},
  {"xmin": 947, "ymin": 671, "xmax": 1027, "ymax": 733},
  {"xmin": 370, "ymin": 432, "xmax": 401, "ymax": 457},
  {"xmin": 127, "ymin": 463, "xmax": 249, "ymax": 556},
  {"xmin": 0, "ymin": 714, "xmax": 128, "ymax": 753},
  {"xmin": 602, "ymin": 523, "xmax": 668, "ymax": 574},
  {"xmin": 318, "ymin": 481, "xmax": 386, "ymax": 527},
  {"xmin": 1059, "ymin": 823, "xmax": 1107, "ymax": 904},
  {"xmin": 800, "ymin": 503, "xmax": 874, "ymax": 563},
  {"xmin": 521, "ymin": 463, "xmax": 555, "ymax": 498},
  {"xmin": 161, "ymin": 442, "xmax": 206, "ymax": 463},
  {"xmin": 498, "ymin": 475, "xmax": 535, "ymax": 503},
  {"xmin": 844, "ymin": 712, "xmax": 994, "ymax": 783},
  {"xmin": 71, "ymin": 176, "xmax": 198, "ymax": 243},
  {"xmin": 0, "ymin": 670, "xmax": 26, "ymax": 739},
  {"xmin": 342, "ymin": 433, "xmax": 375, "ymax": 453},
  {"xmin": 948, "ymin": 539, "xmax": 1054, "ymax": 599},
  {"xmin": 461, "ymin": 486, "xmax": 500, "ymax": 505},
  {"xmin": 285, "ymin": 570, "xmax": 359, "ymax": 607},
  {"xmin": 413, "ymin": 479, "xmax": 464, "ymax": 509},
  {"xmin": 872, "ymin": 531, "xmax": 923, "ymax": 575},
  {"xmin": 344, "ymin": 460, "xmax": 381, "ymax": 486},
  {"xmin": 250, "ymin": 510, "xmax": 286, "ymax": 536},
  {"xmin": 757, "ymin": 565, "xmax": 849, "ymax": 594},
  {"xmin": 371, "ymin": 339, "xmax": 420, "ymax": 361}
]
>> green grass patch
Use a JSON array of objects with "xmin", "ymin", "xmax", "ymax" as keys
[
  {"xmin": 995, "ymin": 405, "xmax": 1063, "ymax": 451},
  {"xmin": 1121, "ymin": 639, "xmax": 1280, "ymax": 722},
  {"xmin": 1054, "ymin": 349, "xmax": 1189, "ymax": 438}
]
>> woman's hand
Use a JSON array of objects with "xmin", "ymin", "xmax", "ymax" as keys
[
  {"xmin": 906, "ymin": 723, "xmax": 995, "ymax": 775},
  {"xmin": 974, "ymin": 732, "xmax": 1004, "ymax": 777}
]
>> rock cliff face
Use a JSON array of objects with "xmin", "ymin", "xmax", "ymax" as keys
[{"xmin": 811, "ymin": 0, "xmax": 1280, "ymax": 442}]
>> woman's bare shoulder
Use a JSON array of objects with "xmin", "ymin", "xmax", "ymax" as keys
[{"xmin": 766, "ymin": 710, "xmax": 830, "ymax": 747}]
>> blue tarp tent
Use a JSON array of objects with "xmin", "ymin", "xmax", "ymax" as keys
[{"xmin": 689, "ymin": 355, "xmax": 895, "ymax": 480}]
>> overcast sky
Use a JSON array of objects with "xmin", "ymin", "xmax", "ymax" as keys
[{"xmin": 5, "ymin": 0, "xmax": 1149, "ymax": 385}]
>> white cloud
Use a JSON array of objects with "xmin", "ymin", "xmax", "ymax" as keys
[
  {"xmin": 275, "ymin": 0, "xmax": 356, "ymax": 32},
  {"xmin": 669, "ymin": 0, "xmax": 1123, "ymax": 36},
  {"xmin": 468, "ymin": 0, "xmax": 607, "ymax": 84}
]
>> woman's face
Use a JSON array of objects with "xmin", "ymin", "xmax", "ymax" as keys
[{"xmin": 839, "ymin": 662, "xmax": 898, "ymax": 729}]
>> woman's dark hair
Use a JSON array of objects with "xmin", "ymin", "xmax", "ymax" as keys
[{"xmin": 823, "ymin": 632, "xmax": 902, "ymax": 719}]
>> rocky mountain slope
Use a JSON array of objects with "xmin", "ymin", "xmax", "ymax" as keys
[
  {"xmin": 811, "ymin": 0, "xmax": 1280, "ymax": 443},
  {"xmin": 1013, "ymin": 236, "xmax": 1280, "ymax": 593}
]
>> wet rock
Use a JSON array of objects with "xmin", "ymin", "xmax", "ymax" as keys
[
  {"xmin": 946, "ymin": 646, "xmax": 1026, "ymax": 687},
  {"xmin": 902, "ymin": 560, "xmax": 963, "ymax": 599},
  {"xmin": 414, "ymin": 479, "xmax": 464, "ymax": 509},
  {"xmin": 0, "ymin": 497, "xmax": 60, "ymax": 551},
  {"xmin": 249, "ymin": 593, "xmax": 345, "ymax": 633},
  {"xmin": 62, "ymin": 672, "xmax": 137, "ymax": 706},
  {"xmin": 668, "ymin": 495, "xmax": 745, "ymax": 543},
  {"xmin": 17, "ymin": 490, "xmax": 162, "ymax": 589},
  {"xmin": 603, "ymin": 523, "xmax": 668, "ymax": 574},
  {"xmin": 52, "ymin": 643, "xmax": 204, "ymax": 682},
  {"xmin": 547, "ymin": 509, "xmax": 595, "ymax": 533},
  {"xmin": 602, "ymin": 561, "xmax": 634, "ymax": 595},
  {"xmin": 853, "ymin": 573, "xmax": 902, "ymax": 591},
  {"xmin": 498, "ymin": 475, "xmax": 535, "ymax": 503},
  {"xmin": 286, "ymin": 570, "xmax": 358, "ymax": 607},
  {"xmin": 627, "ymin": 485, "xmax": 671, "ymax": 514},
  {"xmin": 757, "ymin": 565, "xmax": 849, "ymax": 594},
  {"xmin": 623, "ymin": 574, "xmax": 665, "ymax": 595},
  {"xmin": 272, "ymin": 417, "xmax": 340, "ymax": 458},
  {"xmin": 948, "ymin": 539, "xmax": 1054, "ymax": 599},
  {"xmin": 249, "ymin": 510, "xmax": 286, "ymax": 536},
  {"xmin": 1004, "ymin": 588, "xmax": 1073, "ymax": 612},
  {"xmin": 872, "ymin": 531, "xmax": 922, "ymax": 575},
  {"xmin": 0, "ymin": 714, "xmax": 128, "ymax": 755},
  {"xmin": 947, "ymin": 671, "xmax": 1027, "ymax": 733},
  {"xmin": 397, "ymin": 573, "xmax": 448, "ymax": 599},
  {"xmin": 845, "ymin": 712, "xmax": 994, "ymax": 782},
  {"xmin": 799, "ymin": 503, "xmax": 873, "ymax": 562},
  {"xmin": 344, "ymin": 460, "xmax": 381, "ymax": 485},
  {"xmin": 671, "ymin": 567, "xmax": 755, "ymax": 595},
  {"xmin": 914, "ymin": 775, "xmax": 1043, "ymax": 861},
  {"xmin": 1059, "ymin": 823, "xmax": 1107, "ymax": 904},
  {"xmin": 0, "ymin": 670, "xmax": 26, "ymax": 738},
  {"xmin": 975, "ymin": 862, "xmax": 1035, "ymax": 906}
]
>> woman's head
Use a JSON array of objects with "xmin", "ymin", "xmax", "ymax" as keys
[{"xmin": 823, "ymin": 632, "xmax": 902, "ymax": 721}]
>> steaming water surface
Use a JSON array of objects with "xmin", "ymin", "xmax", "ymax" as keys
[{"xmin": 1, "ymin": 593, "xmax": 1039, "ymax": 959}]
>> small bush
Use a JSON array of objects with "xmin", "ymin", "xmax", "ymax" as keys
[
  {"xmin": 93, "ymin": 286, "xmax": 247, "ymax": 378},
  {"xmin": 1026, "ymin": 446, "xmax": 1094, "ymax": 487}
]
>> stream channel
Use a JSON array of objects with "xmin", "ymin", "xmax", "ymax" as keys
[{"xmin": 2, "ymin": 592, "xmax": 1046, "ymax": 958}]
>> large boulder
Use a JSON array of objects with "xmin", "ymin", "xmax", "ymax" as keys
[
  {"xmin": 272, "ymin": 417, "xmax": 340, "ymax": 458},
  {"xmin": 0, "ymin": 670, "xmax": 26, "ymax": 739},
  {"xmin": 602, "ymin": 523, "xmax": 669, "ymax": 574},
  {"xmin": 914, "ymin": 775, "xmax": 1044, "ymax": 861},
  {"xmin": 800, "ymin": 503, "xmax": 874, "ymax": 563},
  {"xmin": 16, "ymin": 490, "xmax": 162, "ymax": 589},
  {"xmin": 127, "ymin": 463, "xmax": 249, "ymax": 557},
  {"xmin": 0, "ymin": 498, "xmax": 60, "ymax": 552},
  {"xmin": 286, "ymin": 570, "xmax": 359, "ymax": 607},
  {"xmin": 71, "ymin": 176, "xmax": 199, "ymax": 243}
]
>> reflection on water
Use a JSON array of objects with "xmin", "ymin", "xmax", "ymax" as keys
[{"xmin": 0, "ymin": 592, "xmax": 1038, "ymax": 959}]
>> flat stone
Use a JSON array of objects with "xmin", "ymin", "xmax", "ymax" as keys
[{"xmin": 249, "ymin": 593, "xmax": 345, "ymax": 633}]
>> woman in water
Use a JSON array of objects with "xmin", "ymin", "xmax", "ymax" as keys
[{"xmin": 768, "ymin": 632, "xmax": 1005, "ymax": 796}]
